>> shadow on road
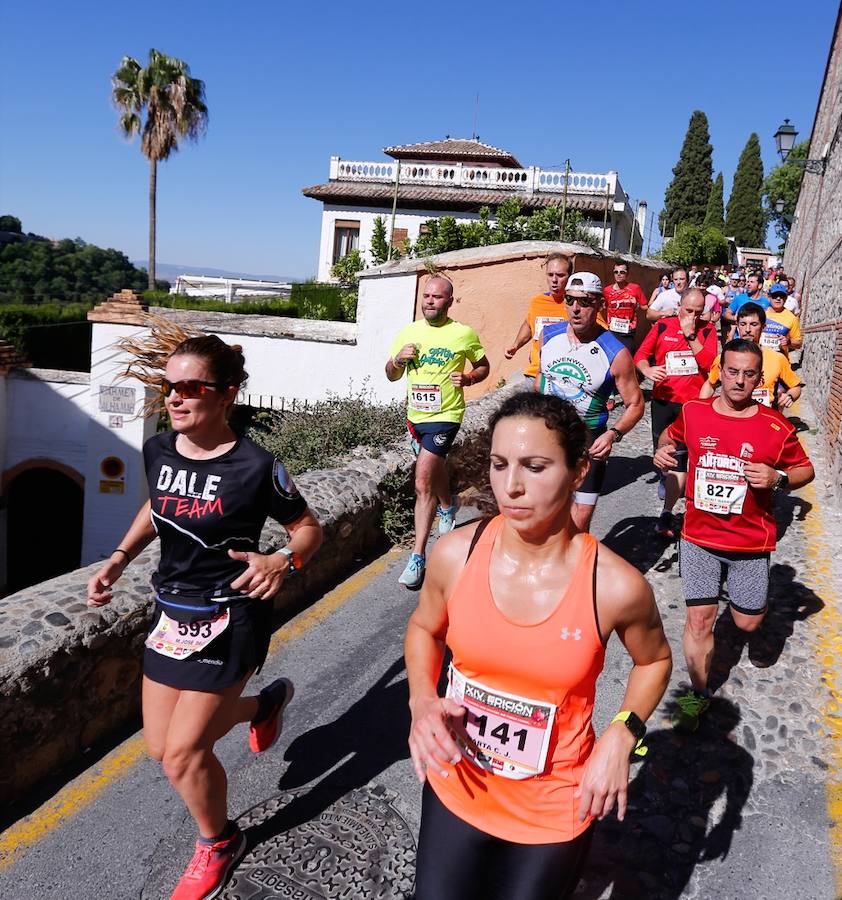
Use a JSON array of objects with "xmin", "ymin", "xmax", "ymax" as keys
[
  {"xmin": 575, "ymin": 698, "xmax": 752, "ymax": 900},
  {"xmin": 241, "ymin": 657, "xmax": 411, "ymax": 847},
  {"xmin": 774, "ymin": 492, "xmax": 813, "ymax": 542},
  {"xmin": 708, "ymin": 563, "xmax": 824, "ymax": 692},
  {"xmin": 602, "ymin": 454, "xmax": 657, "ymax": 498},
  {"xmin": 601, "ymin": 515, "xmax": 675, "ymax": 576}
]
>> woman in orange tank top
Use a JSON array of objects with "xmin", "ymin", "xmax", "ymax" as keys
[{"xmin": 405, "ymin": 393, "xmax": 672, "ymax": 900}]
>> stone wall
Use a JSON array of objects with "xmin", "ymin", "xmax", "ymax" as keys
[
  {"xmin": 0, "ymin": 384, "xmax": 514, "ymax": 807},
  {"xmin": 784, "ymin": 5, "xmax": 842, "ymax": 500}
]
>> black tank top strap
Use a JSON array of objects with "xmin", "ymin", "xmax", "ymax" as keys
[{"xmin": 465, "ymin": 517, "xmax": 493, "ymax": 563}]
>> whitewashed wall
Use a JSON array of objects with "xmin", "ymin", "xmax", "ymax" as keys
[
  {"xmin": 3, "ymin": 371, "xmax": 91, "ymax": 478},
  {"xmin": 318, "ymin": 204, "xmax": 482, "ymax": 281}
]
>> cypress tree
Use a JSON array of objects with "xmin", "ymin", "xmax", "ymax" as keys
[
  {"xmin": 660, "ymin": 110, "xmax": 714, "ymax": 235},
  {"xmin": 725, "ymin": 134, "xmax": 766, "ymax": 246},
  {"xmin": 703, "ymin": 172, "xmax": 725, "ymax": 231}
]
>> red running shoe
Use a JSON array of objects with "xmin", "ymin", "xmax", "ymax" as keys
[
  {"xmin": 249, "ymin": 677, "xmax": 295, "ymax": 753},
  {"xmin": 170, "ymin": 828, "xmax": 246, "ymax": 900}
]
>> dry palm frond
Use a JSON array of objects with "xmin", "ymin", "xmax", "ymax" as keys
[{"xmin": 117, "ymin": 313, "xmax": 200, "ymax": 417}]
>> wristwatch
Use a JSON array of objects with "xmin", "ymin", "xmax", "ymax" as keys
[
  {"xmin": 773, "ymin": 470, "xmax": 790, "ymax": 492},
  {"xmin": 613, "ymin": 710, "xmax": 646, "ymax": 741},
  {"xmin": 279, "ymin": 547, "xmax": 302, "ymax": 574},
  {"xmin": 683, "ymin": 331, "xmax": 697, "ymax": 341},
  {"xmin": 609, "ymin": 427, "xmax": 624, "ymax": 443}
]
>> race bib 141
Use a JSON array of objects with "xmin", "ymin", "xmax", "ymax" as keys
[{"xmin": 446, "ymin": 664, "xmax": 557, "ymax": 780}]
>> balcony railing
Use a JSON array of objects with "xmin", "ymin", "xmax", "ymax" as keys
[{"xmin": 328, "ymin": 157, "xmax": 619, "ymax": 197}]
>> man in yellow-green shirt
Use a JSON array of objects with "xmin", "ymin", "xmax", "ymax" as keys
[{"xmin": 386, "ymin": 275, "xmax": 489, "ymax": 587}]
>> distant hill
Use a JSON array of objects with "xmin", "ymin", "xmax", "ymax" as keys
[{"xmin": 133, "ymin": 261, "xmax": 304, "ymax": 283}]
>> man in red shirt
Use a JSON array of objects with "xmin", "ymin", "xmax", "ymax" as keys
[
  {"xmin": 602, "ymin": 260, "xmax": 648, "ymax": 352},
  {"xmin": 634, "ymin": 289, "xmax": 718, "ymax": 537},
  {"xmin": 655, "ymin": 338, "xmax": 814, "ymax": 731}
]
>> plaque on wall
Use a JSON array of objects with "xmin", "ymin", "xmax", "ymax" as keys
[{"xmin": 99, "ymin": 385, "xmax": 136, "ymax": 415}]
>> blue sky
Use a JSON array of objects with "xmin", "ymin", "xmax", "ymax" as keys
[{"xmin": 0, "ymin": 0, "xmax": 836, "ymax": 279}]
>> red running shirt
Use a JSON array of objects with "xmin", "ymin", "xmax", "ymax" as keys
[
  {"xmin": 603, "ymin": 282, "xmax": 647, "ymax": 330},
  {"xmin": 667, "ymin": 398, "xmax": 811, "ymax": 552},
  {"xmin": 634, "ymin": 317, "xmax": 718, "ymax": 404}
]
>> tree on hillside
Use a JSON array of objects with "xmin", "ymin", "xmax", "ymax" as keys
[
  {"xmin": 112, "ymin": 49, "xmax": 208, "ymax": 289},
  {"xmin": 660, "ymin": 111, "xmax": 714, "ymax": 236},
  {"xmin": 703, "ymin": 172, "xmax": 725, "ymax": 231},
  {"xmin": 0, "ymin": 215, "xmax": 22, "ymax": 233},
  {"xmin": 725, "ymin": 134, "xmax": 766, "ymax": 246},
  {"xmin": 763, "ymin": 140, "xmax": 808, "ymax": 244}
]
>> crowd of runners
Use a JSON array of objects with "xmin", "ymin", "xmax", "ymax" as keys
[{"xmin": 85, "ymin": 254, "xmax": 814, "ymax": 899}]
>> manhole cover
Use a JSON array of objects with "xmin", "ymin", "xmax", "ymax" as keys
[{"xmin": 222, "ymin": 785, "xmax": 416, "ymax": 899}]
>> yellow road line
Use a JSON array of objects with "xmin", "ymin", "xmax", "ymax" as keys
[
  {"xmin": 800, "ymin": 476, "xmax": 842, "ymax": 897},
  {"xmin": 0, "ymin": 548, "xmax": 400, "ymax": 872}
]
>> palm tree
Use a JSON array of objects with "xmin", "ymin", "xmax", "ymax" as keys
[{"xmin": 112, "ymin": 49, "xmax": 208, "ymax": 290}]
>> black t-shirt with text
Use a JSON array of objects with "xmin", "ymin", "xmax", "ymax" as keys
[{"xmin": 143, "ymin": 432, "xmax": 307, "ymax": 599}]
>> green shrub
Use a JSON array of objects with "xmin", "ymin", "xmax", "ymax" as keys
[
  {"xmin": 243, "ymin": 386, "xmax": 405, "ymax": 475},
  {"xmin": 0, "ymin": 303, "xmax": 92, "ymax": 371},
  {"xmin": 149, "ymin": 293, "xmax": 299, "ymax": 317},
  {"xmin": 379, "ymin": 469, "xmax": 416, "ymax": 546},
  {"xmin": 291, "ymin": 281, "xmax": 347, "ymax": 321}
]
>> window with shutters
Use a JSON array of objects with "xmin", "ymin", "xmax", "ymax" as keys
[
  {"xmin": 391, "ymin": 227, "xmax": 408, "ymax": 255},
  {"xmin": 332, "ymin": 220, "xmax": 360, "ymax": 264}
]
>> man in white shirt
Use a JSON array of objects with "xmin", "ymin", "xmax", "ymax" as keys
[{"xmin": 647, "ymin": 267, "xmax": 688, "ymax": 321}]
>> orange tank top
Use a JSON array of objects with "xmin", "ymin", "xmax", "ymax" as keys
[{"xmin": 427, "ymin": 516, "xmax": 606, "ymax": 844}]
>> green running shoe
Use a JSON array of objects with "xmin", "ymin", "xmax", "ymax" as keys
[{"xmin": 671, "ymin": 689, "xmax": 710, "ymax": 732}]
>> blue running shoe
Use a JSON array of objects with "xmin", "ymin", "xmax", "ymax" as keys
[
  {"xmin": 437, "ymin": 504, "xmax": 457, "ymax": 535},
  {"xmin": 398, "ymin": 553, "xmax": 425, "ymax": 588}
]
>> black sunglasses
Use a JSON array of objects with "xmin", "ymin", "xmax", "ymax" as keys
[
  {"xmin": 564, "ymin": 294, "xmax": 598, "ymax": 307},
  {"xmin": 160, "ymin": 379, "xmax": 229, "ymax": 399}
]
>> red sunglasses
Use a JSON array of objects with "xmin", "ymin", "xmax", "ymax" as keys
[{"xmin": 160, "ymin": 379, "xmax": 229, "ymax": 399}]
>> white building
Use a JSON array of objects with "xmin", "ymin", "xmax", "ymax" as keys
[
  {"xmin": 170, "ymin": 275, "xmax": 292, "ymax": 302},
  {"xmin": 302, "ymin": 138, "xmax": 646, "ymax": 281}
]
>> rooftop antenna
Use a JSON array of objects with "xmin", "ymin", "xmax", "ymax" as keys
[{"xmin": 472, "ymin": 93, "xmax": 480, "ymax": 141}]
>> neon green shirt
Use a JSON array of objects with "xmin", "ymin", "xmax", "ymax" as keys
[{"xmin": 389, "ymin": 318, "xmax": 486, "ymax": 424}]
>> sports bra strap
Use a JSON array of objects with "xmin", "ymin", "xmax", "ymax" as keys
[{"xmin": 465, "ymin": 517, "xmax": 493, "ymax": 562}]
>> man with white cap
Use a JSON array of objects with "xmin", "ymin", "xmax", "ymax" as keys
[{"xmin": 538, "ymin": 271, "xmax": 644, "ymax": 532}]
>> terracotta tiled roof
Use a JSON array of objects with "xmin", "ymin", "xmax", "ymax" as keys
[
  {"xmin": 383, "ymin": 139, "xmax": 522, "ymax": 167},
  {"xmin": 301, "ymin": 181, "xmax": 608, "ymax": 213}
]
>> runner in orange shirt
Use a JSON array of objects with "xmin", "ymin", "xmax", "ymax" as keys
[
  {"xmin": 505, "ymin": 253, "xmax": 573, "ymax": 390},
  {"xmin": 406, "ymin": 392, "xmax": 671, "ymax": 900}
]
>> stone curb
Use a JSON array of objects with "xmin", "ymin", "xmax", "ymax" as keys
[{"xmin": 0, "ymin": 383, "xmax": 517, "ymax": 807}]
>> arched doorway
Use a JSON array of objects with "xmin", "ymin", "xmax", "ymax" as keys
[{"xmin": 6, "ymin": 467, "xmax": 84, "ymax": 592}]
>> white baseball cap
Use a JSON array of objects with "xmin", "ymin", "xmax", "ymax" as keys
[{"xmin": 567, "ymin": 272, "xmax": 603, "ymax": 295}]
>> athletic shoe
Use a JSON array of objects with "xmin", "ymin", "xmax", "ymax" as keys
[
  {"xmin": 170, "ymin": 828, "xmax": 247, "ymax": 900},
  {"xmin": 655, "ymin": 510, "xmax": 676, "ymax": 539},
  {"xmin": 671, "ymin": 689, "xmax": 710, "ymax": 733},
  {"xmin": 437, "ymin": 504, "xmax": 457, "ymax": 535},
  {"xmin": 657, "ymin": 473, "xmax": 667, "ymax": 501},
  {"xmin": 249, "ymin": 677, "xmax": 295, "ymax": 753},
  {"xmin": 398, "ymin": 553, "xmax": 425, "ymax": 588}
]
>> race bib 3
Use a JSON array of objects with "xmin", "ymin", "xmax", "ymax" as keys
[{"xmin": 665, "ymin": 350, "xmax": 699, "ymax": 376}]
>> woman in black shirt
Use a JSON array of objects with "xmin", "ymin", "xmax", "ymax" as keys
[{"xmin": 87, "ymin": 335, "xmax": 322, "ymax": 900}]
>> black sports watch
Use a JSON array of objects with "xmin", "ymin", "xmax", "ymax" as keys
[
  {"xmin": 773, "ymin": 470, "xmax": 790, "ymax": 492},
  {"xmin": 613, "ymin": 710, "xmax": 646, "ymax": 741},
  {"xmin": 609, "ymin": 427, "xmax": 624, "ymax": 443}
]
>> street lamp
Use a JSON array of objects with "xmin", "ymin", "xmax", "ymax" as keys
[
  {"xmin": 773, "ymin": 119, "xmax": 827, "ymax": 174},
  {"xmin": 774, "ymin": 119, "xmax": 798, "ymax": 160},
  {"xmin": 775, "ymin": 198, "xmax": 785, "ymax": 215}
]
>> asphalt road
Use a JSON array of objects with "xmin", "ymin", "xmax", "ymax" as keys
[{"xmin": 1, "ymin": 405, "xmax": 839, "ymax": 899}]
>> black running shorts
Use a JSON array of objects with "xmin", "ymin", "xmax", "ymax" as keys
[{"xmin": 143, "ymin": 597, "xmax": 273, "ymax": 692}]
